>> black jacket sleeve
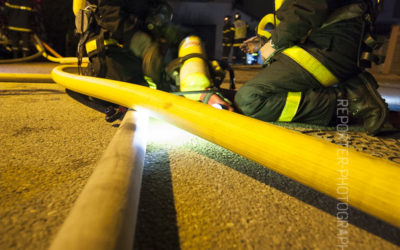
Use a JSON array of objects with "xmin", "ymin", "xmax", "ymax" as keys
[{"xmin": 270, "ymin": 0, "xmax": 329, "ymax": 49}]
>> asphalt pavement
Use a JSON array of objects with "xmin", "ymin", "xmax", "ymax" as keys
[
  {"xmin": 0, "ymin": 63, "xmax": 400, "ymax": 249},
  {"xmin": 0, "ymin": 82, "xmax": 117, "ymax": 249}
]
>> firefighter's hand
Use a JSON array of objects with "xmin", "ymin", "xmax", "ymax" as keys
[
  {"xmin": 240, "ymin": 36, "xmax": 266, "ymax": 54},
  {"xmin": 201, "ymin": 93, "xmax": 234, "ymax": 112},
  {"xmin": 259, "ymin": 40, "xmax": 276, "ymax": 61}
]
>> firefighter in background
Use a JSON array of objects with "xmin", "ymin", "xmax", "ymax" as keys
[
  {"xmin": 4, "ymin": 0, "xmax": 33, "ymax": 58},
  {"xmin": 232, "ymin": 12, "xmax": 248, "ymax": 64},
  {"xmin": 221, "ymin": 15, "xmax": 234, "ymax": 63},
  {"xmin": 235, "ymin": 0, "xmax": 389, "ymax": 135},
  {"xmin": 0, "ymin": 1, "xmax": 7, "ymax": 44}
]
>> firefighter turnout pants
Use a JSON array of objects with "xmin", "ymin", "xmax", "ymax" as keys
[
  {"xmin": 234, "ymin": 53, "xmax": 338, "ymax": 125},
  {"xmin": 86, "ymin": 46, "xmax": 149, "ymax": 86},
  {"xmin": 234, "ymin": 16, "xmax": 365, "ymax": 126},
  {"xmin": 232, "ymin": 38, "xmax": 246, "ymax": 63}
]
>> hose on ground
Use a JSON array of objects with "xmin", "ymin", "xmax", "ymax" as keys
[{"xmin": 0, "ymin": 33, "xmax": 88, "ymax": 64}]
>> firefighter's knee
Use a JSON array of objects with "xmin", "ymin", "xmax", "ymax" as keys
[{"xmin": 234, "ymin": 85, "xmax": 265, "ymax": 116}]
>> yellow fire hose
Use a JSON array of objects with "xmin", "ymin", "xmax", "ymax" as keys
[
  {"xmin": 52, "ymin": 65, "xmax": 400, "ymax": 228},
  {"xmin": 33, "ymin": 34, "xmax": 89, "ymax": 64},
  {"xmin": 0, "ymin": 73, "xmax": 54, "ymax": 82},
  {"xmin": 42, "ymin": 41, "xmax": 63, "ymax": 58},
  {"xmin": 0, "ymin": 33, "xmax": 88, "ymax": 65},
  {"xmin": 0, "ymin": 45, "xmax": 43, "ymax": 64},
  {"xmin": 0, "ymin": 34, "xmax": 88, "ymax": 82}
]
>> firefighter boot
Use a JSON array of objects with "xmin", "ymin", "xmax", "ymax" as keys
[
  {"xmin": 105, "ymin": 106, "xmax": 127, "ymax": 123},
  {"xmin": 341, "ymin": 71, "xmax": 388, "ymax": 135}
]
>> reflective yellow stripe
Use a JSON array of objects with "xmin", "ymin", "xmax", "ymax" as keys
[
  {"xmin": 278, "ymin": 92, "xmax": 301, "ymax": 122},
  {"xmin": 282, "ymin": 46, "xmax": 339, "ymax": 86},
  {"xmin": 85, "ymin": 38, "xmax": 123, "ymax": 54},
  {"xmin": 85, "ymin": 40, "xmax": 97, "ymax": 54},
  {"xmin": 144, "ymin": 76, "xmax": 157, "ymax": 89},
  {"xmin": 5, "ymin": 2, "xmax": 32, "ymax": 11},
  {"xmin": 275, "ymin": 0, "xmax": 284, "ymax": 11},
  {"xmin": 73, "ymin": 0, "xmax": 86, "ymax": 16},
  {"xmin": 7, "ymin": 26, "xmax": 31, "ymax": 32}
]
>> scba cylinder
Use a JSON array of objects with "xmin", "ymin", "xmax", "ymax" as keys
[{"xmin": 178, "ymin": 36, "xmax": 211, "ymax": 101}]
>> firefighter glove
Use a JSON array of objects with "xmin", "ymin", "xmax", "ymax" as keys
[
  {"xmin": 240, "ymin": 36, "xmax": 268, "ymax": 54},
  {"xmin": 200, "ymin": 92, "xmax": 234, "ymax": 111}
]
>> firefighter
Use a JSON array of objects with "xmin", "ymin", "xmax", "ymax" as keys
[
  {"xmin": 78, "ymin": 0, "xmax": 233, "ymax": 121},
  {"xmin": 221, "ymin": 15, "xmax": 234, "ymax": 64},
  {"xmin": 232, "ymin": 12, "xmax": 248, "ymax": 64},
  {"xmin": 235, "ymin": 0, "xmax": 389, "ymax": 135},
  {"xmin": 79, "ymin": 0, "xmax": 187, "ymax": 122},
  {"xmin": 81, "ymin": 0, "xmax": 180, "ymax": 89},
  {"xmin": 4, "ymin": 0, "xmax": 33, "ymax": 58}
]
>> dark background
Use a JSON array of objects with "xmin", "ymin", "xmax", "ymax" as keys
[
  {"xmin": 40, "ymin": 0, "xmax": 77, "ymax": 56},
  {"xmin": 28, "ymin": 0, "xmax": 400, "ymax": 57}
]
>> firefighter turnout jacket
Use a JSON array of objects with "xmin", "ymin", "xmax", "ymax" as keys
[
  {"xmin": 222, "ymin": 20, "xmax": 234, "ymax": 48},
  {"xmin": 81, "ymin": 0, "xmax": 190, "ymax": 90},
  {"xmin": 235, "ymin": 0, "xmax": 382, "ymax": 125},
  {"xmin": 233, "ymin": 18, "xmax": 248, "ymax": 46}
]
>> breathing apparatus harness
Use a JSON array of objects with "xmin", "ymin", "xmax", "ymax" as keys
[
  {"xmin": 357, "ymin": 0, "xmax": 385, "ymax": 69},
  {"xmin": 320, "ymin": 0, "xmax": 385, "ymax": 69},
  {"xmin": 166, "ymin": 53, "xmax": 235, "ymax": 90},
  {"xmin": 75, "ymin": 4, "xmax": 98, "ymax": 75},
  {"xmin": 75, "ymin": 1, "xmax": 174, "ymax": 77}
]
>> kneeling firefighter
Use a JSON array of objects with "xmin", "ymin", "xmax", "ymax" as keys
[
  {"xmin": 235, "ymin": 0, "xmax": 390, "ymax": 135},
  {"xmin": 74, "ymin": 0, "xmax": 233, "ymax": 122}
]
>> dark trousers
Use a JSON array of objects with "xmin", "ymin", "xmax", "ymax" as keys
[
  {"xmin": 234, "ymin": 17, "xmax": 364, "ymax": 126},
  {"xmin": 87, "ymin": 47, "xmax": 148, "ymax": 86},
  {"xmin": 235, "ymin": 53, "xmax": 337, "ymax": 125},
  {"xmin": 232, "ymin": 38, "xmax": 246, "ymax": 64},
  {"xmin": 8, "ymin": 30, "xmax": 31, "ymax": 57},
  {"xmin": 222, "ymin": 45, "xmax": 232, "ymax": 62},
  {"xmin": 86, "ymin": 46, "xmax": 173, "ymax": 92}
]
